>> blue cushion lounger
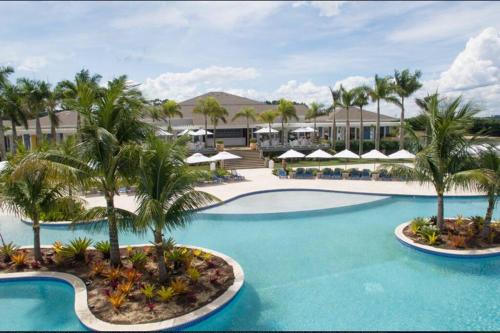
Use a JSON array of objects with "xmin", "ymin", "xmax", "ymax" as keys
[
  {"xmin": 361, "ymin": 169, "xmax": 371, "ymax": 180},
  {"xmin": 278, "ymin": 169, "xmax": 288, "ymax": 179},
  {"xmin": 350, "ymin": 169, "xmax": 362, "ymax": 180}
]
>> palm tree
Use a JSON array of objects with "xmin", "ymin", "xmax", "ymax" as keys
[
  {"xmin": 336, "ymin": 85, "xmax": 357, "ymax": 151},
  {"xmin": 45, "ymin": 76, "xmax": 149, "ymax": 267},
  {"xmin": 455, "ymin": 147, "xmax": 500, "ymax": 238},
  {"xmin": 233, "ymin": 107, "xmax": 257, "ymax": 146},
  {"xmin": 277, "ymin": 99, "xmax": 297, "ymax": 145},
  {"xmin": 392, "ymin": 69, "xmax": 422, "ymax": 149},
  {"xmin": 210, "ymin": 106, "xmax": 229, "ymax": 148},
  {"xmin": 387, "ymin": 94, "xmax": 479, "ymax": 230},
  {"xmin": 353, "ymin": 87, "xmax": 370, "ymax": 155},
  {"xmin": 193, "ymin": 97, "xmax": 221, "ymax": 148},
  {"xmin": 133, "ymin": 136, "xmax": 219, "ymax": 283},
  {"xmin": 305, "ymin": 102, "xmax": 325, "ymax": 142},
  {"xmin": 328, "ymin": 87, "xmax": 340, "ymax": 147},
  {"xmin": 0, "ymin": 66, "xmax": 14, "ymax": 160},
  {"xmin": 45, "ymin": 87, "xmax": 61, "ymax": 145},
  {"xmin": 161, "ymin": 100, "xmax": 183, "ymax": 131},
  {"xmin": 258, "ymin": 110, "xmax": 279, "ymax": 139},
  {"xmin": 366, "ymin": 75, "xmax": 398, "ymax": 150},
  {"xmin": 0, "ymin": 151, "xmax": 71, "ymax": 261},
  {"xmin": 17, "ymin": 79, "xmax": 50, "ymax": 146},
  {"xmin": 2, "ymin": 84, "xmax": 28, "ymax": 154}
]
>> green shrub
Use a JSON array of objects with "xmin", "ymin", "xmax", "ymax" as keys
[
  {"xmin": 60, "ymin": 237, "xmax": 92, "ymax": 262},
  {"xmin": 214, "ymin": 168, "xmax": 229, "ymax": 177},
  {"xmin": 409, "ymin": 217, "xmax": 429, "ymax": 234},
  {"xmin": 95, "ymin": 240, "xmax": 111, "ymax": 259},
  {"xmin": 40, "ymin": 197, "xmax": 85, "ymax": 222},
  {"xmin": 249, "ymin": 138, "xmax": 257, "ymax": 143},
  {"xmin": 216, "ymin": 139, "xmax": 224, "ymax": 144},
  {"xmin": 129, "ymin": 251, "xmax": 148, "ymax": 270},
  {"xmin": 1, "ymin": 242, "xmax": 19, "ymax": 263}
]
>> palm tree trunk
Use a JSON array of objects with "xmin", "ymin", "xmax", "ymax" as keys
[
  {"xmin": 204, "ymin": 115, "xmax": 208, "ymax": 148},
  {"xmin": 399, "ymin": 96, "xmax": 405, "ymax": 150},
  {"xmin": 35, "ymin": 116, "xmax": 42, "ymax": 147},
  {"xmin": 213, "ymin": 123, "xmax": 217, "ymax": 149},
  {"xmin": 359, "ymin": 106, "xmax": 364, "ymax": 156},
  {"xmin": 437, "ymin": 192, "xmax": 444, "ymax": 230},
  {"xmin": 10, "ymin": 117, "xmax": 17, "ymax": 153},
  {"xmin": 0, "ymin": 118, "xmax": 6, "ymax": 160},
  {"xmin": 375, "ymin": 99, "xmax": 380, "ymax": 150},
  {"xmin": 246, "ymin": 118, "xmax": 250, "ymax": 146},
  {"xmin": 76, "ymin": 112, "xmax": 81, "ymax": 142},
  {"xmin": 281, "ymin": 119, "xmax": 284, "ymax": 145},
  {"xmin": 313, "ymin": 118, "xmax": 317, "ymax": 143},
  {"xmin": 154, "ymin": 227, "xmax": 169, "ymax": 284},
  {"xmin": 482, "ymin": 191, "xmax": 495, "ymax": 239},
  {"xmin": 346, "ymin": 107, "xmax": 350, "ymax": 150},
  {"xmin": 106, "ymin": 194, "xmax": 121, "ymax": 267},
  {"xmin": 332, "ymin": 109, "xmax": 337, "ymax": 147},
  {"xmin": 33, "ymin": 214, "xmax": 43, "ymax": 262},
  {"xmin": 50, "ymin": 118, "xmax": 57, "ymax": 146}
]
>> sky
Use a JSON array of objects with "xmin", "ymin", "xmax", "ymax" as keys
[{"xmin": 1, "ymin": 1, "xmax": 500, "ymax": 117}]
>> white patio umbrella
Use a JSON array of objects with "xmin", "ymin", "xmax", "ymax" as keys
[
  {"xmin": 306, "ymin": 149, "xmax": 333, "ymax": 170},
  {"xmin": 333, "ymin": 149, "xmax": 360, "ymax": 170},
  {"xmin": 177, "ymin": 129, "xmax": 192, "ymax": 136},
  {"xmin": 210, "ymin": 151, "xmax": 242, "ymax": 169},
  {"xmin": 191, "ymin": 129, "xmax": 213, "ymax": 136},
  {"xmin": 466, "ymin": 144, "xmax": 489, "ymax": 156},
  {"xmin": 361, "ymin": 149, "xmax": 389, "ymax": 170},
  {"xmin": 388, "ymin": 149, "xmax": 416, "ymax": 160},
  {"xmin": 254, "ymin": 126, "xmax": 278, "ymax": 134},
  {"xmin": 278, "ymin": 149, "xmax": 305, "ymax": 159},
  {"xmin": 184, "ymin": 153, "xmax": 212, "ymax": 164},
  {"xmin": 0, "ymin": 161, "xmax": 7, "ymax": 172},
  {"xmin": 292, "ymin": 127, "xmax": 316, "ymax": 133},
  {"xmin": 156, "ymin": 129, "xmax": 173, "ymax": 136}
]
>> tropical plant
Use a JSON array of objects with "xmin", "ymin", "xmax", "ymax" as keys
[
  {"xmin": 45, "ymin": 86, "xmax": 61, "ymax": 145},
  {"xmin": 232, "ymin": 107, "xmax": 257, "ymax": 146},
  {"xmin": 60, "ymin": 237, "xmax": 92, "ymax": 262},
  {"xmin": 409, "ymin": 217, "xmax": 429, "ymax": 234},
  {"xmin": 1, "ymin": 83, "xmax": 28, "ymax": 154},
  {"xmin": 104, "ymin": 267, "xmax": 123, "ymax": 283},
  {"xmin": 276, "ymin": 99, "xmax": 297, "ymax": 144},
  {"xmin": 122, "ymin": 268, "xmax": 141, "ymax": 283},
  {"xmin": 89, "ymin": 261, "xmax": 106, "ymax": 278},
  {"xmin": 391, "ymin": 69, "xmax": 422, "ymax": 149},
  {"xmin": 1, "ymin": 241, "xmax": 18, "ymax": 263},
  {"xmin": 305, "ymin": 102, "xmax": 325, "ymax": 142},
  {"xmin": 133, "ymin": 136, "xmax": 219, "ymax": 283},
  {"xmin": 39, "ymin": 197, "xmax": 85, "ymax": 222},
  {"xmin": 157, "ymin": 286, "xmax": 175, "ymax": 302},
  {"xmin": 117, "ymin": 281, "xmax": 134, "ymax": 295},
  {"xmin": 170, "ymin": 278, "xmax": 189, "ymax": 294},
  {"xmin": 353, "ymin": 87, "xmax": 370, "ymax": 155},
  {"xmin": 366, "ymin": 75, "xmax": 398, "ymax": 150},
  {"xmin": 328, "ymin": 87, "xmax": 341, "ymax": 146},
  {"xmin": 386, "ymin": 94, "xmax": 479, "ymax": 229},
  {"xmin": 210, "ymin": 106, "xmax": 229, "ymax": 148},
  {"xmin": 335, "ymin": 85, "xmax": 358, "ymax": 150},
  {"xmin": 95, "ymin": 240, "xmax": 111, "ymax": 259},
  {"xmin": 107, "ymin": 291, "xmax": 126, "ymax": 311},
  {"xmin": 0, "ymin": 66, "xmax": 15, "ymax": 160},
  {"xmin": 187, "ymin": 267, "xmax": 201, "ymax": 283},
  {"xmin": 11, "ymin": 251, "xmax": 27, "ymax": 267},
  {"xmin": 129, "ymin": 251, "xmax": 147, "ymax": 271},
  {"xmin": 160, "ymin": 100, "xmax": 182, "ymax": 131},
  {"xmin": 258, "ymin": 110, "xmax": 279, "ymax": 138},
  {"xmin": 193, "ymin": 97, "xmax": 221, "ymax": 148},
  {"xmin": 141, "ymin": 283, "xmax": 155, "ymax": 300}
]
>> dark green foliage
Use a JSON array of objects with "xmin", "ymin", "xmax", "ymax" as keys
[
  {"xmin": 40, "ymin": 197, "xmax": 85, "ymax": 222},
  {"xmin": 94, "ymin": 240, "xmax": 111, "ymax": 259},
  {"xmin": 60, "ymin": 237, "xmax": 92, "ymax": 262}
]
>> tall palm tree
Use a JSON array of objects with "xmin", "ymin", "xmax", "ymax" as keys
[
  {"xmin": 45, "ymin": 87, "xmax": 61, "ymax": 145},
  {"xmin": 160, "ymin": 100, "xmax": 183, "ymax": 131},
  {"xmin": 0, "ymin": 151, "xmax": 72, "ymax": 261},
  {"xmin": 210, "ymin": 106, "xmax": 228, "ymax": 148},
  {"xmin": 1, "ymin": 84, "xmax": 28, "ymax": 154},
  {"xmin": 0, "ymin": 67, "xmax": 15, "ymax": 160},
  {"xmin": 353, "ymin": 87, "xmax": 370, "ymax": 156},
  {"xmin": 133, "ymin": 136, "xmax": 219, "ymax": 283},
  {"xmin": 387, "ymin": 94, "xmax": 479, "ymax": 230},
  {"xmin": 392, "ymin": 69, "xmax": 422, "ymax": 149},
  {"xmin": 305, "ymin": 102, "xmax": 325, "ymax": 142},
  {"xmin": 366, "ymin": 75, "xmax": 398, "ymax": 150},
  {"xmin": 455, "ymin": 147, "xmax": 500, "ymax": 238},
  {"xmin": 328, "ymin": 87, "xmax": 340, "ymax": 147},
  {"xmin": 45, "ymin": 76, "xmax": 149, "ymax": 267},
  {"xmin": 233, "ymin": 107, "xmax": 257, "ymax": 146},
  {"xmin": 193, "ymin": 97, "xmax": 221, "ymax": 148},
  {"xmin": 258, "ymin": 110, "xmax": 279, "ymax": 139},
  {"xmin": 336, "ymin": 85, "xmax": 357, "ymax": 151},
  {"xmin": 17, "ymin": 79, "xmax": 50, "ymax": 146},
  {"xmin": 277, "ymin": 99, "xmax": 297, "ymax": 145}
]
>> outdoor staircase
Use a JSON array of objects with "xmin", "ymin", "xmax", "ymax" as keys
[{"xmin": 223, "ymin": 148, "xmax": 266, "ymax": 169}]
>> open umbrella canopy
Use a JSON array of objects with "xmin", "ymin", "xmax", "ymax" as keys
[
  {"xmin": 184, "ymin": 153, "xmax": 212, "ymax": 164},
  {"xmin": 191, "ymin": 129, "xmax": 213, "ymax": 136},
  {"xmin": 156, "ymin": 129, "xmax": 173, "ymax": 136},
  {"xmin": 306, "ymin": 149, "xmax": 333, "ymax": 159},
  {"xmin": 177, "ymin": 129, "xmax": 195, "ymax": 136},
  {"xmin": 255, "ymin": 126, "xmax": 279, "ymax": 134},
  {"xmin": 210, "ymin": 151, "xmax": 242, "ymax": 161},
  {"xmin": 0, "ymin": 161, "xmax": 7, "ymax": 172},
  {"xmin": 278, "ymin": 149, "xmax": 305, "ymax": 159},
  {"xmin": 361, "ymin": 149, "xmax": 388, "ymax": 159},
  {"xmin": 293, "ymin": 127, "xmax": 316, "ymax": 133},
  {"xmin": 388, "ymin": 149, "xmax": 416, "ymax": 159},
  {"xmin": 333, "ymin": 149, "xmax": 360, "ymax": 159}
]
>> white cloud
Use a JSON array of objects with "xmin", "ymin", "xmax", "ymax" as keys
[
  {"xmin": 110, "ymin": 7, "xmax": 189, "ymax": 29},
  {"xmin": 273, "ymin": 80, "xmax": 330, "ymax": 104},
  {"xmin": 332, "ymin": 75, "xmax": 372, "ymax": 90},
  {"xmin": 140, "ymin": 66, "xmax": 259, "ymax": 100},
  {"xmin": 17, "ymin": 56, "xmax": 48, "ymax": 72},
  {"xmin": 293, "ymin": 1, "xmax": 346, "ymax": 17}
]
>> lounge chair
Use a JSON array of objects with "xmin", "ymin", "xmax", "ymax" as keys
[
  {"xmin": 348, "ymin": 169, "xmax": 361, "ymax": 180},
  {"xmin": 379, "ymin": 169, "xmax": 392, "ymax": 181},
  {"xmin": 361, "ymin": 169, "xmax": 371, "ymax": 180},
  {"xmin": 319, "ymin": 168, "xmax": 333, "ymax": 179},
  {"xmin": 278, "ymin": 168, "xmax": 288, "ymax": 179},
  {"xmin": 230, "ymin": 169, "xmax": 245, "ymax": 181},
  {"xmin": 304, "ymin": 168, "xmax": 315, "ymax": 179}
]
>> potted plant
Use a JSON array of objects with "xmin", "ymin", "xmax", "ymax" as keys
[
  {"xmin": 216, "ymin": 139, "xmax": 224, "ymax": 151},
  {"xmin": 249, "ymin": 138, "xmax": 257, "ymax": 150}
]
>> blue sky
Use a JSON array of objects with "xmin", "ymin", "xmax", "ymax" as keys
[{"xmin": 1, "ymin": 1, "xmax": 500, "ymax": 116}]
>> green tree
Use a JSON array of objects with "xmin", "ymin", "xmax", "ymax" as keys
[
  {"xmin": 210, "ymin": 106, "xmax": 229, "ymax": 148},
  {"xmin": 336, "ymin": 85, "xmax": 357, "ymax": 151},
  {"xmin": 161, "ymin": 100, "xmax": 182, "ymax": 131},
  {"xmin": 388, "ymin": 94, "xmax": 479, "ymax": 229},
  {"xmin": 232, "ymin": 107, "xmax": 257, "ymax": 146},
  {"xmin": 366, "ymin": 75, "xmax": 398, "ymax": 150},
  {"xmin": 0, "ymin": 83, "xmax": 28, "ymax": 154},
  {"xmin": 258, "ymin": 110, "xmax": 279, "ymax": 138},
  {"xmin": 277, "ymin": 99, "xmax": 297, "ymax": 144},
  {"xmin": 133, "ymin": 136, "xmax": 218, "ymax": 283},
  {"xmin": 46, "ymin": 87, "xmax": 61, "ymax": 145},
  {"xmin": 0, "ymin": 66, "xmax": 15, "ymax": 160},
  {"xmin": 17, "ymin": 78, "xmax": 50, "ymax": 146},
  {"xmin": 353, "ymin": 87, "xmax": 370, "ymax": 155},
  {"xmin": 305, "ymin": 102, "xmax": 325, "ymax": 142},
  {"xmin": 328, "ymin": 87, "xmax": 341, "ymax": 146},
  {"xmin": 193, "ymin": 97, "xmax": 221, "ymax": 148},
  {"xmin": 392, "ymin": 69, "xmax": 422, "ymax": 149}
]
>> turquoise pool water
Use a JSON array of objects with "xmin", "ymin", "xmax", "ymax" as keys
[{"xmin": 0, "ymin": 192, "xmax": 499, "ymax": 331}]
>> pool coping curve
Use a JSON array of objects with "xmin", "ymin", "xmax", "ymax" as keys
[
  {"xmin": 395, "ymin": 222, "xmax": 500, "ymax": 258},
  {"xmin": 0, "ymin": 244, "xmax": 244, "ymax": 331}
]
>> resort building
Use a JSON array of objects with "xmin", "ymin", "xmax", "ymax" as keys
[{"xmin": 3, "ymin": 91, "xmax": 399, "ymax": 151}]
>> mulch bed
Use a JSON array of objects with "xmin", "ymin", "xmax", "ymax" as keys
[{"xmin": 0, "ymin": 245, "xmax": 235, "ymax": 325}]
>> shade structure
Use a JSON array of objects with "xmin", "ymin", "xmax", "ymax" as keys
[
  {"xmin": 255, "ymin": 126, "xmax": 278, "ymax": 134},
  {"xmin": 191, "ymin": 129, "xmax": 213, "ymax": 136},
  {"xmin": 388, "ymin": 149, "xmax": 416, "ymax": 159},
  {"xmin": 467, "ymin": 144, "xmax": 489, "ymax": 156},
  {"xmin": 333, "ymin": 149, "xmax": 360, "ymax": 159},
  {"xmin": 278, "ymin": 149, "xmax": 305, "ymax": 159},
  {"xmin": 210, "ymin": 151, "xmax": 242, "ymax": 161},
  {"xmin": 184, "ymin": 153, "xmax": 212, "ymax": 164},
  {"xmin": 293, "ymin": 127, "xmax": 316, "ymax": 133},
  {"xmin": 156, "ymin": 129, "xmax": 173, "ymax": 136},
  {"xmin": 177, "ymin": 129, "xmax": 194, "ymax": 136},
  {"xmin": 0, "ymin": 161, "xmax": 7, "ymax": 172},
  {"xmin": 361, "ymin": 149, "xmax": 388, "ymax": 159},
  {"xmin": 306, "ymin": 149, "xmax": 333, "ymax": 159}
]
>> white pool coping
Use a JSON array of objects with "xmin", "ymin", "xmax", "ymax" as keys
[
  {"xmin": 0, "ymin": 244, "xmax": 244, "ymax": 331},
  {"xmin": 395, "ymin": 222, "xmax": 500, "ymax": 258}
]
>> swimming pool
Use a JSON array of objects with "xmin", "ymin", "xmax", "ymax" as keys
[{"xmin": 0, "ymin": 191, "xmax": 499, "ymax": 331}]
